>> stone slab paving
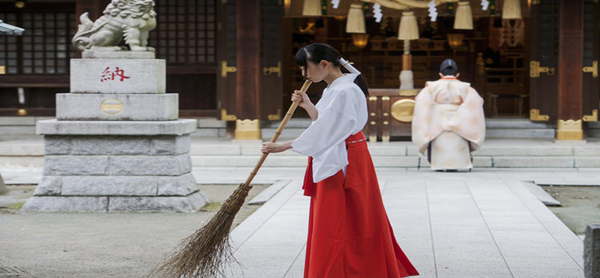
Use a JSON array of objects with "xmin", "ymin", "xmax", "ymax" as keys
[
  {"xmin": 0, "ymin": 159, "xmax": 593, "ymax": 277},
  {"xmin": 217, "ymin": 168, "xmax": 587, "ymax": 278}
]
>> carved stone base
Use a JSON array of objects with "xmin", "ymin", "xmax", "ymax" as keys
[
  {"xmin": 23, "ymin": 121, "xmax": 205, "ymax": 212},
  {"xmin": 235, "ymin": 119, "xmax": 261, "ymax": 140},
  {"xmin": 56, "ymin": 93, "xmax": 179, "ymax": 121},
  {"xmin": 556, "ymin": 119, "xmax": 583, "ymax": 141}
]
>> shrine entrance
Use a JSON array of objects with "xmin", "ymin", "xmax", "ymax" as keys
[{"xmin": 282, "ymin": 1, "xmax": 532, "ymax": 141}]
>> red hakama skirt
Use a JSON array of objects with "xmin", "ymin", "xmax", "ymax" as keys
[{"xmin": 302, "ymin": 131, "xmax": 419, "ymax": 278}]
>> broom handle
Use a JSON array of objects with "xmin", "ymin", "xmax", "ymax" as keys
[{"xmin": 244, "ymin": 80, "xmax": 313, "ymax": 186}]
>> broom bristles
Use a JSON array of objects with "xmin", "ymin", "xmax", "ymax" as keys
[{"xmin": 153, "ymin": 183, "xmax": 252, "ymax": 278}]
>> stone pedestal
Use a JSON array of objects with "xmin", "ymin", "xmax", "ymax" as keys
[{"xmin": 22, "ymin": 58, "xmax": 205, "ymax": 212}]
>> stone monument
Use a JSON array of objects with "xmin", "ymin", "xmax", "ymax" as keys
[
  {"xmin": 586, "ymin": 224, "xmax": 600, "ymax": 278},
  {"xmin": 22, "ymin": 0, "xmax": 205, "ymax": 212},
  {"xmin": 0, "ymin": 173, "xmax": 7, "ymax": 195}
]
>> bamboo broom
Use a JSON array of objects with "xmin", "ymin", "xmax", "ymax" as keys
[{"xmin": 154, "ymin": 80, "xmax": 313, "ymax": 278}]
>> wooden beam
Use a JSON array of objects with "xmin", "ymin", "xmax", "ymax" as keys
[{"xmin": 557, "ymin": 0, "xmax": 583, "ymax": 121}]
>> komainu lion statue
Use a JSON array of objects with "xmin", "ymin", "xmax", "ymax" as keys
[{"xmin": 72, "ymin": 0, "xmax": 156, "ymax": 52}]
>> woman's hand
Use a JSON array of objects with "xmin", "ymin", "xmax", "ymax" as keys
[
  {"xmin": 261, "ymin": 140, "xmax": 294, "ymax": 154},
  {"xmin": 292, "ymin": 90, "xmax": 312, "ymax": 109},
  {"xmin": 261, "ymin": 142, "xmax": 285, "ymax": 154}
]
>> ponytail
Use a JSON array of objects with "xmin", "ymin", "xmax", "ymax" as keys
[{"xmin": 354, "ymin": 75, "xmax": 370, "ymax": 97}]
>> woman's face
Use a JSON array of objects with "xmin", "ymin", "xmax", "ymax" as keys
[{"xmin": 300, "ymin": 60, "xmax": 328, "ymax": 83}]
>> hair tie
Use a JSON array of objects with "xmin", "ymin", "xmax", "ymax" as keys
[{"xmin": 338, "ymin": 58, "xmax": 361, "ymax": 75}]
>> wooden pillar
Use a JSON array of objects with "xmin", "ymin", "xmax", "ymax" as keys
[
  {"xmin": 235, "ymin": 0, "xmax": 261, "ymax": 140},
  {"xmin": 556, "ymin": 0, "xmax": 584, "ymax": 140}
]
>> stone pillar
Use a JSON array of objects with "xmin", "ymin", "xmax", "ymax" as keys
[
  {"xmin": 586, "ymin": 224, "xmax": 600, "ymax": 278},
  {"xmin": 22, "ymin": 58, "xmax": 205, "ymax": 212}
]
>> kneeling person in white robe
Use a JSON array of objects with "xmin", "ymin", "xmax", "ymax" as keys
[{"xmin": 412, "ymin": 59, "xmax": 486, "ymax": 171}]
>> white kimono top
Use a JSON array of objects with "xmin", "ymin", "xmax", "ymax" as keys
[{"xmin": 291, "ymin": 74, "xmax": 368, "ymax": 183}]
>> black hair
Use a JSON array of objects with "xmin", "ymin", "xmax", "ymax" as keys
[
  {"xmin": 295, "ymin": 43, "xmax": 369, "ymax": 97},
  {"xmin": 440, "ymin": 58, "xmax": 459, "ymax": 76}
]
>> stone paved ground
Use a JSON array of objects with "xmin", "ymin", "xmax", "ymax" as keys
[
  {"xmin": 0, "ymin": 166, "xmax": 594, "ymax": 277},
  {"xmin": 219, "ymin": 168, "xmax": 589, "ymax": 278}
]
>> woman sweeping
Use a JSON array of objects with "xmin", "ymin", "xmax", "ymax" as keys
[{"xmin": 261, "ymin": 43, "xmax": 419, "ymax": 278}]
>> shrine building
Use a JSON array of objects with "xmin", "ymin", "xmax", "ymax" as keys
[{"xmin": 0, "ymin": 0, "xmax": 598, "ymax": 141}]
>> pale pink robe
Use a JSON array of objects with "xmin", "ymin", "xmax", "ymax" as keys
[{"xmin": 411, "ymin": 77, "xmax": 486, "ymax": 170}]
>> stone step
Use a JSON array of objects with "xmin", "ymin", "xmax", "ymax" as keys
[
  {"xmin": 588, "ymin": 122, "xmax": 600, "ymax": 128},
  {"xmin": 0, "ymin": 156, "xmax": 44, "ymax": 167},
  {"xmin": 0, "ymin": 116, "xmax": 53, "ymax": 126},
  {"xmin": 189, "ymin": 155, "xmax": 493, "ymax": 168},
  {"xmin": 262, "ymin": 127, "xmax": 557, "ymax": 139},
  {"xmin": 0, "ymin": 140, "xmax": 600, "ymax": 157},
  {"xmin": 190, "ymin": 128, "xmax": 227, "ymax": 138},
  {"xmin": 588, "ymin": 127, "xmax": 600, "ymax": 137},
  {"xmin": 0, "ymin": 139, "xmax": 45, "ymax": 167},
  {"xmin": 197, "ymin": 118, "xmax": 227, "ymax": 128},
  {"xmin": 0, "ymin": 117, "xmax": 565, "ymax": 140},
  {"xmin": 189, "ymin": 155, "xmax": 600, "ymax": 168},
  {"xmin": 265, "ymin": 118, "xmax": 554, "ymax": 129},
  {"xmin": 263, "ymin": 118, "xmax": 557, "ymax": 139},
  {"xmin": 4, "ymin": 140, "xmax": 599, "ymax": 157},
  {"xmin": 486, "ymin": 128, "xmax": 555, "ymax": 139},
  {"xmin": 484, "ymin": 118, "xmax": 554, "ymax": 129},
  {"xmin": 2, "ymin": 151, "xmax": 598, "ymax": 169},
  {"xmin": 4, "ymin": 154, "xmax": 597, "ymax": 169},
  {"xmin": 0, "ymin": 141, "xmax": 44, "ymax": 156},
  {"xmin": 189, "ymin": 144, "xmax": 586, "ymax": 157},
  {"xmin": 264, "ymin": 118, "xmax": 313, "ymax": 128},
  {"xmin": 0, "ymin": 126, "xmax": 37, "ymax": 135},
  {"xmin": 261, "ymin": 128, "xmax": 306, "ymax": 139}
]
